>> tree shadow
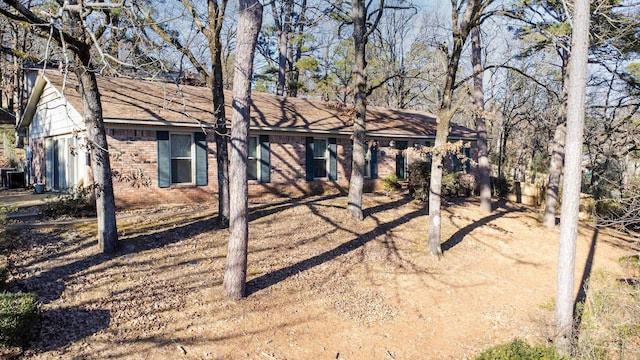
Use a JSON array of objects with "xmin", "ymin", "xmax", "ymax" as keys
[
  {"xmin": 574, "ymin": 227, "xmax": 598, "ymax": 330},
  {"xmin": 363, "ymin": 195, "xmax": 412, "ymax": 218},
  {"xmin": 30, "ymin": 307, "xmax": 110, "ymax": 352},
  {"xmin": 10, "ymin": 213, "xmax": 220, "ymax": 304},
  {"xmin": 441, "ymin": 199, "xmax": 525, "ymax": 253},
  {"xmin": 246, "ymin": 205, "xmax": 426, "ymax": 296},
  {"xmin": 248, "ymin": 193, "xmax": 342, "ymax": 222}
]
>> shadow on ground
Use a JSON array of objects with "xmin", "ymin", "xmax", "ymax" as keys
[
  {"xmin": 441, "ymin": 199, "xmax": 525, "ymax": 253},
  {"xmin": 30, "ymin": 307, "xmax": 111, "ymax": 352},
  {"xmin": 247, "ymin": 195, "xmax": 420, "ymax": 295}
]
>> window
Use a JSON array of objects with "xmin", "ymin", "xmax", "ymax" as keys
[
  {"xmin": 306, "ymin": 137, "xmax": 337, "ymax": 181},
  {"xmin": 425, "ymin": 140, "xmax": 433, "ymax": 162},
  {"xmin": 313, "ymin": 138, "xmax": 328, "ymax": 178},
  {"xmin": 453, "ymin": 146, "xmax": 472, "ymax": 173},
  {"xmin": 247, "ymin": 135, "xmax": 270, "ymax": 182},
  {"xmin": 170, "ymin": 134, "xmax": 193, "ymax": 184},
  {"xmin": 157, "ymin": 131, "xmax": 207, "ymax": 188}
]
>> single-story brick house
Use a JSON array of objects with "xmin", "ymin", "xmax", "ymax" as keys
[{"xmin": 16, "ymin": 70, "xmax": 477, "ymax": 207}]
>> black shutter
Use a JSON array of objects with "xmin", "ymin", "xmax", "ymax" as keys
[
  {"xmin": 371, "ymin": 145, "xmax": 378, "ymax": 179},
  {"xmin": 305, "ymin": 137, "xmax": 314, "ymax": 181},
  {"xmin": 157, "ymin": 131, "xmax": 170, "ymax": 188},
  {"xmin": 259, "ymin": 135, "xmax": 270, "ymax": 183},
  {"xmin": 195, "ymin": 132, "xmax": 208, "ymax": 186},
  {"xmin": 328, "ymin": 138, "xmax": 337, "ymax": 180}
]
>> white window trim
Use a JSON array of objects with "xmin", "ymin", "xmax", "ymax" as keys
[
  {"xmin": 170, "ymin": 132, "xmax": 195, "ymax": 185},
  {"xmin": 313, "ymin": 138, "xmax": 330, "ymax": 179}
]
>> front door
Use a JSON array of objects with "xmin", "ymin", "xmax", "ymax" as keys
[{"xmin": 395, "ymin": 140, "xmax": 408, "ymax": 179}]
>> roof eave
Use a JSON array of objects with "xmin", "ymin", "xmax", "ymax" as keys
[
  {"xmin": 103, "ymin": 118, "xmax": 476, "ymax": 140},
  {"xmin": 17, "ymin": 76, "xmax": 47, "ymax": 131}
]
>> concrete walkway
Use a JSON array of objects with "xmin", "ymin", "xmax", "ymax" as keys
[{"xmin": 0, "ymin": 189, "xmax": 51, "ymax": 208}]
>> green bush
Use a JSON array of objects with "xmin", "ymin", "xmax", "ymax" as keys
[
  {"xmin": 0, "ymin": 292, "xmax": 39, "ymax": 347},
  {"xmin": 382, "ymin": 174, "xmax": 401, "ymax": 194},
  {"xmin": 441, "ymin": 171, "xmax": 459, "ymax": 197},
  {"xmin": 41, "ymin": 187, "xmax": 96, "ymax": 219},
  {"xmin": 408, "ymin": 161, "xmax": 431, "ymax": 202},
  {"xmin": 474, "ymin": 338, "xmax": 568, "ymax": 360},
  {"xmin": 491, "ymin": 176, "xmax": 512, "ymax": 197},
  {"xmin": 594, "ymin": 198, "xmax": 625, "ymax": 219}
]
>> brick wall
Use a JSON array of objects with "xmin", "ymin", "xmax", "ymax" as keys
[
  {"xmin": 30, "ymin": 128, "xmax": 478, "ymax": 208},
  {"xmin": 108, "ymin": 130, "xmax": 366, "ymax": 205},
  {"xmin": 107, "ymin": 128, "xmax": 218, "ymax": 208}
]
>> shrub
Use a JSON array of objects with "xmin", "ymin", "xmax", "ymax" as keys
[
  {"xmin": 575, "ymin": 271, "xmax": 640, "ymax": 359},
  {"xmin": 0, "ymin": 292, "xmax": 39, "ymax": 347},
  {"xmin": 474, "ymin": 338, "xmax": 568, "ymax": 360},
  {"xmin": 41, "ymin": 187, "xmax": 96, "ymax": 219},
  {"xmin": 594, "ymin": 196, "xmax": 640, "ymax": 232},
  {"xmin": 408, "ymin": 162, "xmax": 477, "ymax": 201},
  {"xmin": 408, "ymin": 161, "xmax": 431, "ymax": 202},
  {"xmin": 441, "ymin": 171, "xmax": 459, "ymax": 197},
  {"xmin": 382, "ymin": 174, "xmax": 401, "ymax": 194},
  {"xmin": 490, "ymin": 176, "xmax": 512, "ymax": 197},
  {"xmin": 0, "ymin": 267, "xmax": 6, "ymax": 290},
  {"xmin": 458, "ymin": 173, "xmax": 476, "ymax": 197}
]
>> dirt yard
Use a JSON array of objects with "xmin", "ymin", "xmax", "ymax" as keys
[{"xmin": 2, "ymin": 192, "xmax": 636, "ymax": 359}]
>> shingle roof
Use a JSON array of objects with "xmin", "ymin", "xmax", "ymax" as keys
[{"xmin": 42, "ymin": 71, "xmax": 476, "ymax": 139}]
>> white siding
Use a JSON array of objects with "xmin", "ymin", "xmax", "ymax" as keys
[
  {"xmin": 29, "ymin": 84, "xmax": 84, "ymax": 139},
  {"xmin": 29, "ymin": 80, "xmax": 87, "ymax": 192}
]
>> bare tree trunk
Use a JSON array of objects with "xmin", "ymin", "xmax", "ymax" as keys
[
  {"xmin": 288, "ymin": 0, "xmax": 307, "ymax": 98},
  {"xmin": 213, "ymin": 92, "xmax": 230, "ymax": 227},
  {"xmin": 347, "ymin": 0, "xmax": 367, "ymax": 221},
  {"xmin": 543, "ymin": 120, "xmax": 566, "ymax": 227},
  {"xmin": 544, "ymin": 48, "xmax": 570, "ymax": 227},
  {"xmin": 471, "ymin": 26, "xmax": 491, "ymax": 213},
  {"xmin": 428, "ymin": 4, "xmax": 470, "ymax": 257},
  {"xmin": 74, "ymin": 63, "xmax": 118, "ymax": 254},
  {"xmin": 209, "ymin": 0, "xmax": 230, "ymax": 227},
  {"xmin": 554, "ymin": 0, "xmax": 590, "ymax": 354},
  {"xmin": 275, "ymin": 0, "xmax": 291, "ymax": 96},
  {"xmin": 223, "ymin": 0, "xmax": 262, "ymax": 299}
]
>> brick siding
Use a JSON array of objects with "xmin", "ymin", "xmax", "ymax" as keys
[
  {"xmin": 107, "ymin": 128, "xmax": 218, "ymax": 208},
  {"xmin": 30, "ymin": 128, "xmax": 478, "ymax": 208}
]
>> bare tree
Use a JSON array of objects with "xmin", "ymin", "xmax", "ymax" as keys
[
  {"xmin": 273, "ymin": 0, "xmax": 292, "ymax": 96},
  {"xmin": 554, "ymin": 0, "xmax": 590, "ymax": 353},
  {"xmin": 2, "ymin": 0, "xmax": 118, "ymax": 253},
  {"xmin": 427, "ymin": 0, "xmax": 494, "ymax": 257},
  {"xmin": 223, "ymin": 0, "xmax": 263, "ymax": 299},
  {"xmin": 347, "ymin": 0, "xmax": 385, "ymax": 221},
  {"xmin": 138, "ymin": 0, "xmax": 231, "ymax": 227},
  {"xmin": 471, "ymin": 26, "xmax": 491, "ymax": 213},
  {"xmin": 502, "ymin": 0, "xmax": 571, "ymax": 227}
]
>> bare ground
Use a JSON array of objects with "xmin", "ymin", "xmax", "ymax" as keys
[{"xmin": 2, "ymin": 192, "xmax": 636, "ymax": 359}]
